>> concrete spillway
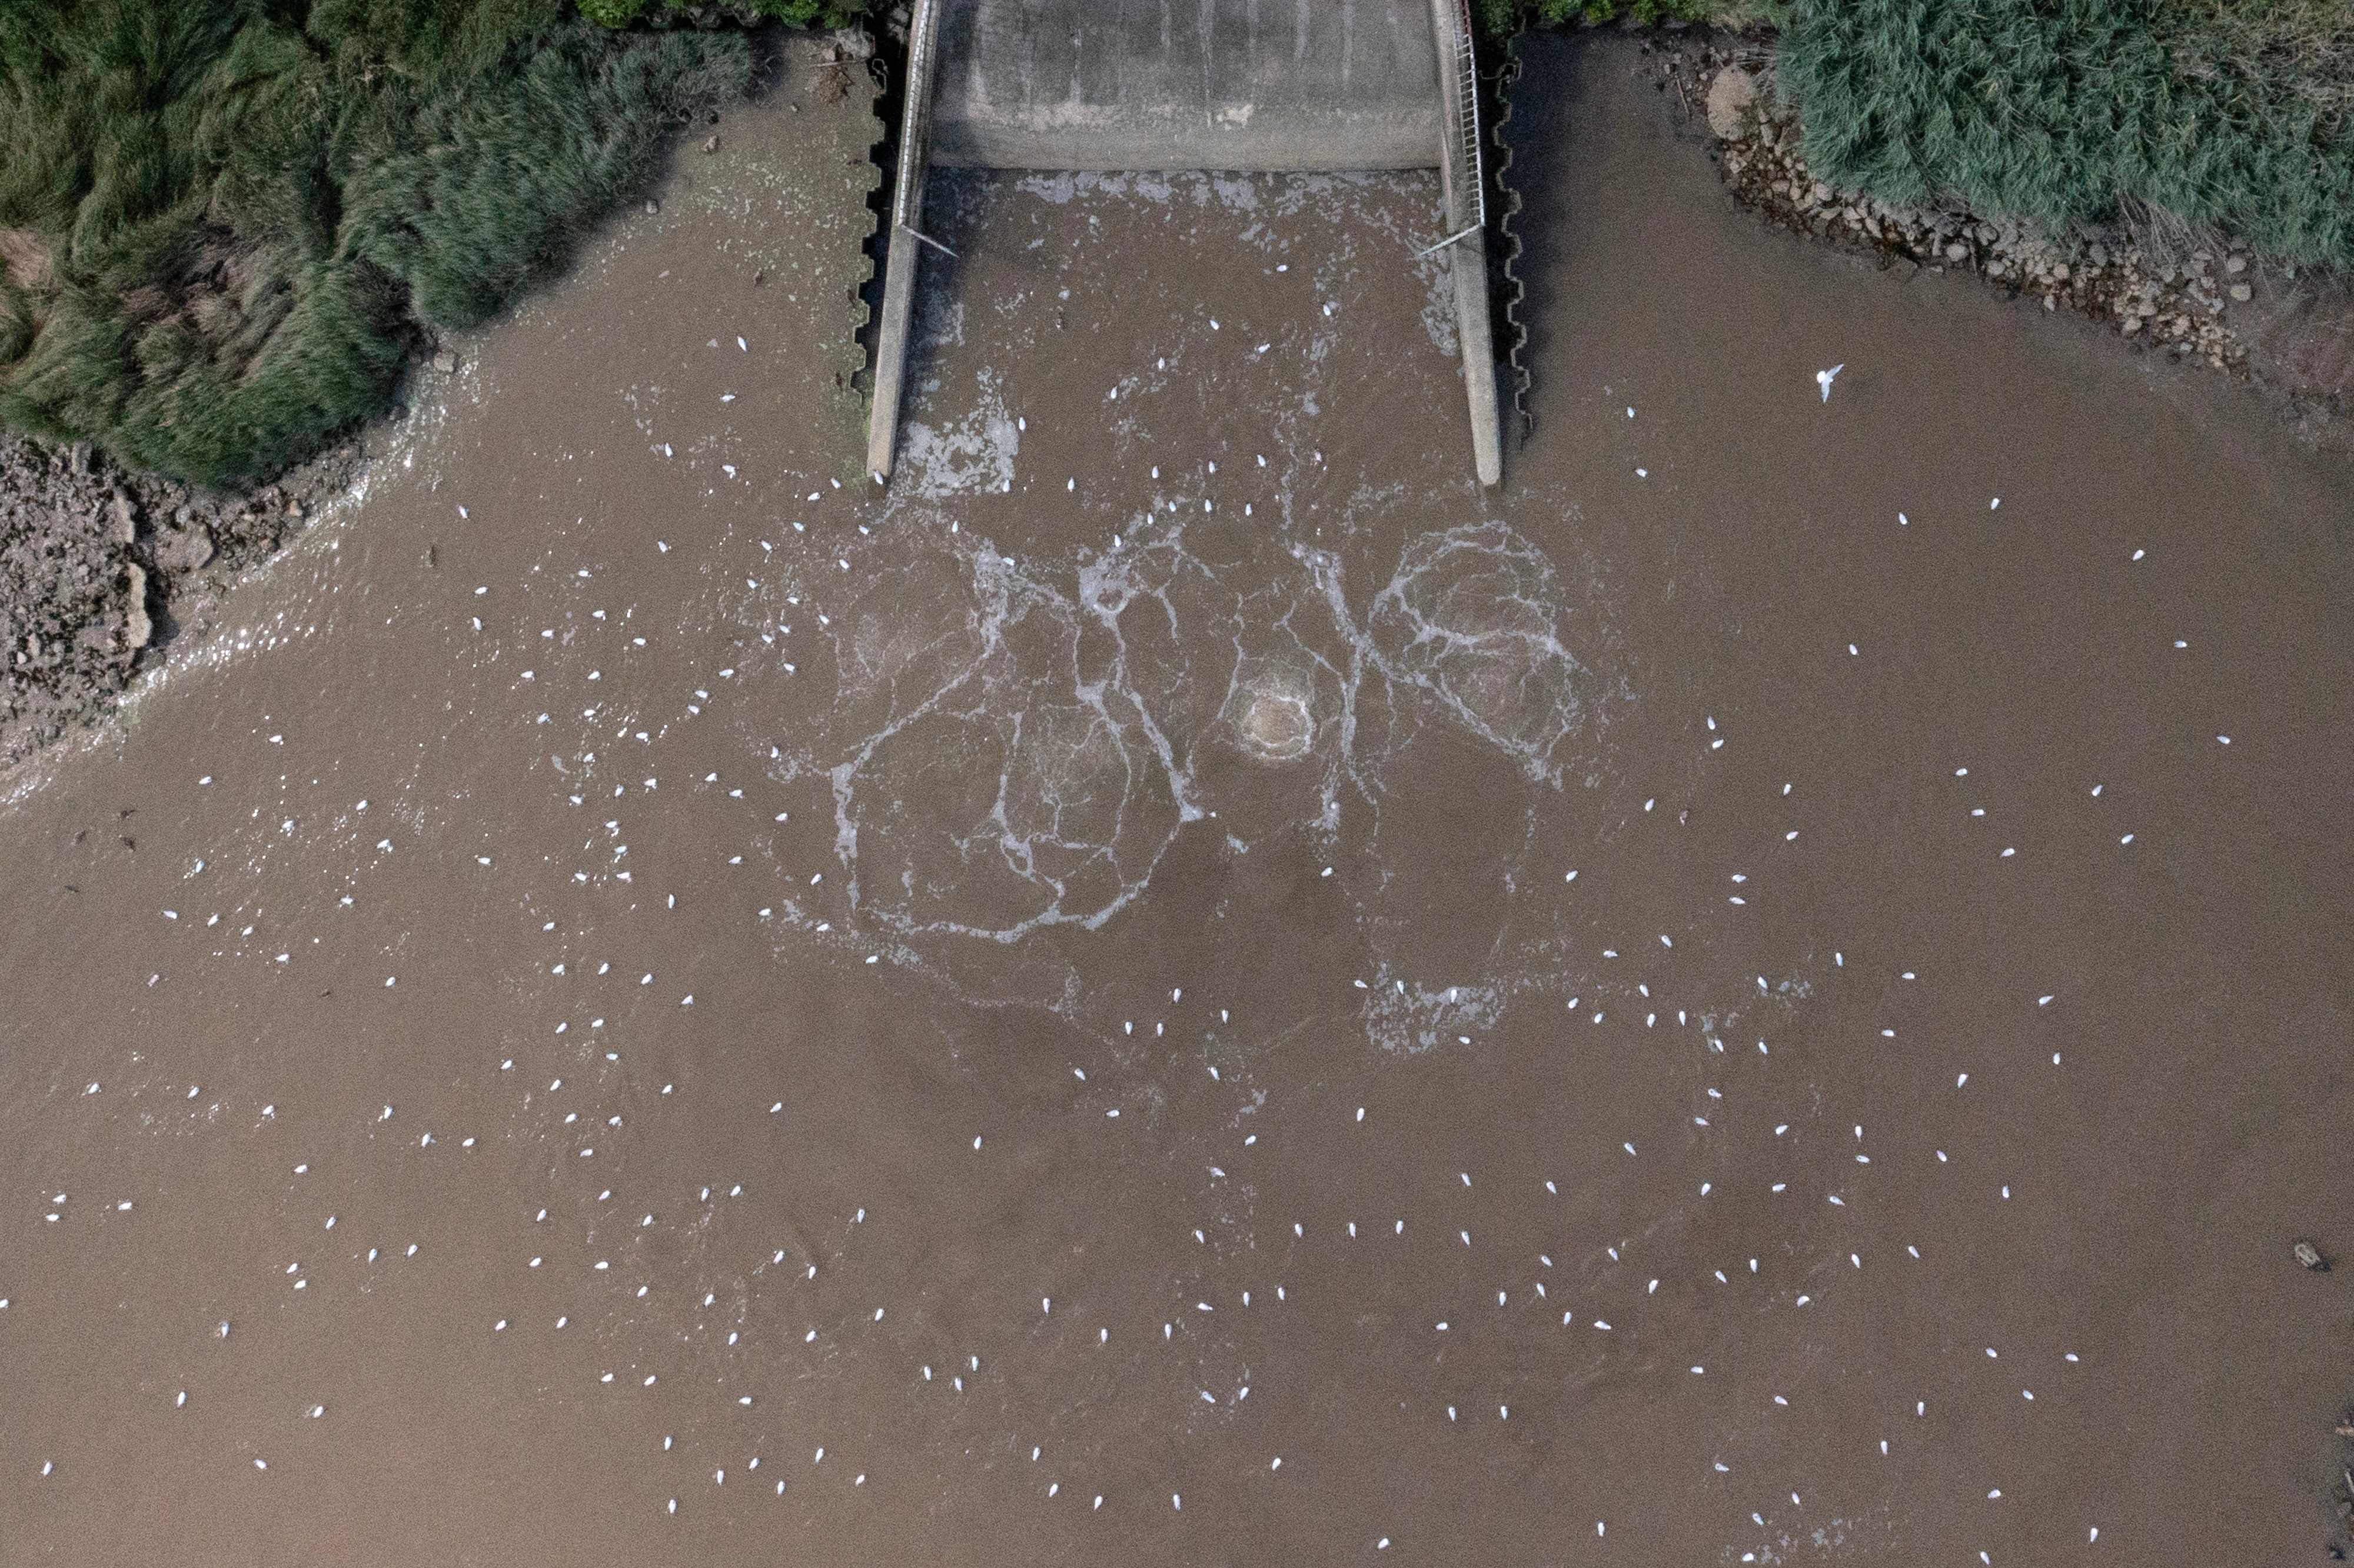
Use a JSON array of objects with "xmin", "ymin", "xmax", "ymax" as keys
[
  {"xmin": 867, "ymin": 0, "xmax": 1503, "ymax": 488},
  {"xmin": 929, "ymin": 0, "xmax": 1444, "ymax": 172}
]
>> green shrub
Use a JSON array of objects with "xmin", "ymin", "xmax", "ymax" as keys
[
  {"xmin": 578, "ymin": 0, "xmax": 650, "ymax": 24},
  {"xmin": 737, "ymin": 0, "xmax": 868, "ymax": 22},
  {"xmin": 0, "ymin": 0, "xmax": 752, "ymax": 487},
  {"xmin": 576, "ymin": 0, "xmax": 873, "ymax": 28},
  {"xmin": 1771, "ymin": 0, "xmax": 2354, "ymax": 264},
  {"xmin": 1477, "ymin": 0, "xmax": 1749, "ymax": 34},
  {"xmin": 1545, "ymin": 0, "xmax": 1727, "ymax": 24}
]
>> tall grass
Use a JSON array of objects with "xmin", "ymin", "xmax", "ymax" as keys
[
  {"xmin": 1476, "ymin": 0, "xmax": 1753, "ymax": 34},
  {"xmin": 2172, "ymin": 0, "xmax": 2354, "ymax": 132},
  {"xmin": 0, "ymin": 0, "xmax": 751, "ymax": 487},
  {"xmin": 1769, "ymin": 0, "xmax": 2354, "ymax": 266}
]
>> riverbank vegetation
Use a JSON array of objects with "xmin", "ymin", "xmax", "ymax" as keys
[
  {"xmin": 0, "ymin": 1, "xmax": 750, "ymax": 488},
  {"xmin": 576, "ymin": 0, "xmax": 863, "ymax": 24},
  {"xmin": 1772, "ymin": 0, "xmax": 2354, "ymax": 268},
  {"xmin": 1477, "ymin": 2, "xmax": 2353, "ymax": 269}
]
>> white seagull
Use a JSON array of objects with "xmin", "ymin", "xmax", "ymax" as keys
[{"xmin": 1817, "ymin": 363, "xmax": 1846, "ymax": 402}]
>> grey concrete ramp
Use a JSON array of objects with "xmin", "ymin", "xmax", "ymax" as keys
[{"xmin": 931, "ymin": 0, "xmax": 1442, "ymax": 172}]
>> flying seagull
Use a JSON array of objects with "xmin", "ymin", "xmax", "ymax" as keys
[{"xmin": 1817, "ymin": 364, "xmax": 1846, "ymax": 402}]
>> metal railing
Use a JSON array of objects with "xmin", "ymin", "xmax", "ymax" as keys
[
  {"xmin": 1444, "ymin": 0, "xmax": 1484, "ymax": 232},
  {"xmin": 892, "ymin": 0, "xmax": 942, "ymax": 235},
  {"xmin": 1418, "ymin": 0, "xmax": 1485, "ymax": 255}
]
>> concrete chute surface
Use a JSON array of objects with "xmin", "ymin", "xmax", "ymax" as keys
[{"xmin": 866, "ymin": 0, "xmax": 1504, "ymax": 487}]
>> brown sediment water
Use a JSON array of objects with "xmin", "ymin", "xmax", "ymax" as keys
[{"xmin": 2, "ymin": 35, "xmax": 2348, "ymax": 1567}]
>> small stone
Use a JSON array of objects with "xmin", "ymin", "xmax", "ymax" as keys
[
  {"xmin": 1704, "ymin": 66, "xmax": 1757, "ymax": 139},
  {"xmin": 108, "ymin": 491, "xmax": 136, "ymax": 545},
  {"xmin": 124, "ymin": 565, "xmax": 151, "ymax": 651},
  {"xmin": 2229, "ymin": 282, "xmax": 2252, "ymax": 302},
  {"xmin": 701, "ymin": 134, "xmax": 720, "ymax": 154},
  {"xmin": 644, "ymin": 199, "xmax": 659, "ymax": 216},
  {"xmin": 158, "ymin": 528, "xmax": 214, "ymax": 574},
  {"xmin": 1944, "ymin": 242, "xmax": 1969, "ymax": 262},
  {"xmin": 2295, "ymin": 1240, "xmax": 2328, "ymax": 1271},
  {"xmin": 2225, "ymin": 254, "xmax": 2247, "ymax": 274},
  {"xmin": 432, "ymin": 349, "xmax": 457, "ymax": 374}
]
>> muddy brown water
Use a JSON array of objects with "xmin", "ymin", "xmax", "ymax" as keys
[{"xmin": 3, "ymin": 38, "xmax": 2348, "ymax": 1567}]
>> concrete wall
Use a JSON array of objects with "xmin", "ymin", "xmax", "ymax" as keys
[{"xmin": 930, "ymin": 0, "xmax": 1441, "ymax": 172}]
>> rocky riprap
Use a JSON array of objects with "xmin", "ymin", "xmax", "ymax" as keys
[{"xmin": 0, "ymin": 430, "xmax": 364, "ymax": 771}]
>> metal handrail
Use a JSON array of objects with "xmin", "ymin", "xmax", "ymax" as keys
[
  {"xmin": 1445, "ymin": 0, "xmax": 1484, "ymax": 231},
  {"xmin": 893, "ymin": 0, "xmax": 944, "ymax": 235}
]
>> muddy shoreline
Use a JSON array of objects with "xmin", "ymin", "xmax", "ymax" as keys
[{"xmin": 0, "ymin": 427, "xmax": 374, "ymax": 769}]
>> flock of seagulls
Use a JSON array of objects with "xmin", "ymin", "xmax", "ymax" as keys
[{"xmin": 2, "ymin": 152, "xmax": 2275, "ymax": 1567}]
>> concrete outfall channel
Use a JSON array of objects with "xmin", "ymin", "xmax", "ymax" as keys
[
  {"xmin": 1, "ymin": 32, "xmax": 2349, "ymax": 1568},
  {"xmin": 867, "ymin": 0, "xmax": 1503, "ymax": 488}
]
